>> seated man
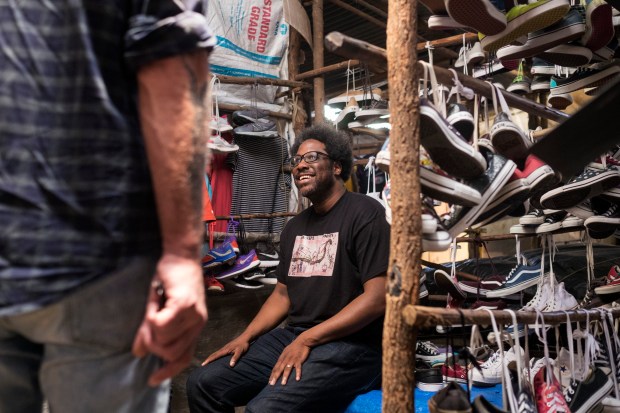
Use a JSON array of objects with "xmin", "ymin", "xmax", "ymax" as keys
[{"xmin": 187, "ymin": 124, "xmax": 390, "ymax": 412}]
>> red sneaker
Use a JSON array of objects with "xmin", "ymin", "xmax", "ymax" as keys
[
  {"xmin": 441, "ymin": 361, "xmax": 468, "ymax": 384},
  {"xmin": 513, "ymin": 154, "xmax": 558, "ymax": 195},
  {"xmin": 595, "ymin": 264, "xmax": 620, "ymax": 297},
  {"xmin": 534, "ymin": 366, "xmax": 571, "ymax": 413},
  {"xmin": 205, "ymin": 275, "xmax": 225, "ymax": 294}
]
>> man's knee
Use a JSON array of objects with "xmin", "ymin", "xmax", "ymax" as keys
[{"xmin": 186, "ymin": 365, "xmax": 219, "ymax": 400}]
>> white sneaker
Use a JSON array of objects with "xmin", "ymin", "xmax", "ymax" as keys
[
  {"xmin": 209, "ymin": 116, "xmax": 233, "ymax": 132},
  {"xmin": 522, "ymin": 275, "xmax": 553, "ymax": 311},
  {"xmin": 555, "ymin": 347, "xmax": 585, "ymax": 390},
  {"xmin": 543, "ymin": 282, "xmax": 578, "ymax": 312},
  {"xmin": 208, "ymin": 135, "xmax": 239, "ymax": 154},
  {"xmin": 471, "ymin": 347, "xmax": 518, "ymax": 386}
]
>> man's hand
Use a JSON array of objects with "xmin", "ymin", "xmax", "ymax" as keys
[
  {"xmin": 201, "ymin": 335, "xmax": 252, "ymax": 367},
  {"xmin": 132, "ymin": 253, "xmax": 207, "ymax": 386},
  {"xmin": 269, "ymin": 337, "xmax": 311, "ymax": 386}
]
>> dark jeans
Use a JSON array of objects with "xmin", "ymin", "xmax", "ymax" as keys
[{"xmin": 186, "ymin": 327, "xmax": 382, "ymax": 413}]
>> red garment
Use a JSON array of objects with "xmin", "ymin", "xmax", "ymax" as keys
[
  {"xmin": 207, "ymin": 131, "xmax": 234, "ymax": 232},
  {"xmin": 202, "ymin": 183, "xmax": 216, "ymax": 222}
]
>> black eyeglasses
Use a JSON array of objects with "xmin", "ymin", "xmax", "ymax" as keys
[{"xmin": 290, "ymin": 151, "xmax": 331, "ymax": 167}]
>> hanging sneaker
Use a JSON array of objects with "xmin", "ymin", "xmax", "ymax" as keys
[
  {"xmin": 335, "ymin": 97, "xmax": 359, "ymax": 129},
  {"xmin": 259, "ymin": 268, "xmax": 277, "ymax": 285},
  {"xmin": 479, "ymin": 0, "xmax": 570, "ymax": 52},
  {"xmin": 428, "ymin": 14, "xmax": 471, "ymax": 30},
  {"xmin": 566, "ymin": 199, "xmax": 596, "ymax": 220},
  {"xmin": 560, "ymin": 213, "xmax": 584, "ymax": 229},
  {"xmin": 446, "ymin": 103, "xmax": 475, "ymax": 142},
  {"xmin": 420, "ymin": 99, "xmax": 487, "ymax": 179},
  {"xmin": 507, "ymin": 63, "xmax": 532, "ymax": 94},
  {"xmin": 522, "ymin": 275, "xmax": 554, "ymax": 310},
  {"xmin": 541, "ymin": 43, "xmax": 593, "ymax": 67},
  {"xmin": 232, "ymin": 108, "xmax": 270, "ymax": 125},
  {"xmin": 223, "ymin": 234, "xmax": 240, "ymax": 253},
  {"xmin": 454, "ymin": 42, "xmax": 486, "ymax": 68},
  {"xmin": 375, "ymin": 137, "xmax": 390, "ymax": 172},
  {"xmin": 214, "ymin": 249, "xmax": 260, "ymax": 280},
  {"xmin": 209, "ymin": 116, "xmax": 233, "ymax": 132},
  {"xmin": 541, "ymin": 164, "xmax": 620, "ymax": 209},
  {"xmin": 510, "ymin": 223, "xmax": 538, "ymax": 234},
  {"xmin": 490, "ymin": 112, "xmax": 530, "ymax": 162},
  {"xmin": 423, "ymin": 230, "xmax": 452, "ymax": 252},
  {"xmin": 547, "ymin": 91, "xmax": 573, "ymax": 110},
  {"xmin": 233, "ymin": 118, "xmax": 279, "ymax": 138},
  {"xmin": 471, "ymin": 348, "xmax": 518, "ymax": 387},
  {"xmin": 257, "ymin": 250, "xmax": 280, "ymax": 268},
  {"xmin": 543, "ymin": 282, "xmax": 579, "ymax": 311},
  {"xmin": 486, "ymin": 263, "xmax": 542, "ymax": 297},
  {"xmin": 416, "ymin": 367, "xmax": 445, "ymax": 392},
  {"xmin": 550, "ymin": 62, "xmax": 620, "ymax": 94},
  {"xmin": 584, "ymin": 201, "xmax": 620, "ymax": 232},
  {"xmin": 531, "ymin": 57, "xmax": 558, "ymax": 75},
  {"xmin": 441, "ymin": 359, "xmax": 469, "ymax": 384},
  {"xmin": 580, "ymin": 0, "xmax": 614, "ymax": 51},
  {"xmin": 595, "ymin": 264, "xmax": 620, "ymax": 301},
  {"xmin": 564, "ymin": 367, "xmax": 614, "ymax": 413},
  {"xmin": 576, "ymin": 278, "xmax": 605, "ymax": 309},
  {"xmin": 434, "ymin": 269, "xmax": 467, "ymax": 299},
  {"xmin": 514, "ymin": 154, "xmax": 560, "ymax": 203},
  {"xmin": 208, "ymin": 135, "xmax": 239, "ymax": 154},
  {"xmin": 202, "ymin": 242, "xmax": 237, "ymax": 268},
  {"xmin": 534, "ymin": 366, "xmax": 572, "ymax": 413},
  {"xmin": 536, "ymin": 210, "xmax": 568, "ymax": 233}
]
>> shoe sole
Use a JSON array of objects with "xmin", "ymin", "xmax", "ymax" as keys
[
  {"xmin": 497, "ymin": 20, "xmax": 586, "ymax": 60},
  {"xmin": 434, "ymin": 271, "xmax": 467, "ymax": 299},
  {"xmin": 584, "ymin": 216, "xmax": 620, "ymax": 232},
  {"xmin": 583, "ymin": 3, "xmax": 614, "ymax": 51},
  {"xmin": 421, "ymin": 167, "xmax": 482, "ymax": 207},
  {"xmin": 203, "ymin": 255, "xmax": 237, "ymax": 269},
  {"xmin": 258, "ymin": 260, "xmax": 279, "ymax": 268},
  {"xmin": 231, "ymin": 281, "xmax": 264, "ymax": 289},
  {"xmin": 547, "ymin": 93, "xmax": 573, "ymax": 109},
  {"xmin": 215, "ymin": 260, "xmax": 260, "ymax": 280},
  {"xmin": 417, "ymin": 381, "xmax": 446, "ymax": 392},
  {"xmin": 536, "ymin": 221, "xmax": 563, "ymax": 233},
  {"xmin": 447, "ymin": 110, "xmax": 475, "ymax": 141},
  {"xmin": 491, "ymin": 121, "xmax": 529, "ymax": 161},
  {"xmin": 527, "ymin": 166, "xmax": 559, "ymax": 200},
  {"xmin": 258, "ymin": 277, "xmax": 277, "ymax": 285},
  {"xmin": 447, "ymin": 160, "xmax": 517, "ymax": 238},
  {"xmin": 540, "ymin": 44, "xmax": 593, "ymax": 67},
  {"xmin": 446, "ymin": 0, "xmax": 507, "ymax": 35},
  {"xmin": 486, "ymin": 179, "xmax": 530, "ymax": 211},
  {"xmin": 480, "ymin": 0, "xmax": 570, "ymax": 52},
  {"xmin": 595, "ymin": 283, "xmax": 620, "ymax": 295},
  {"xmin": 552, "ymin": 66, "xmax": 620, "ymax": 94},
  {"xmin": 428, "ymin": 15, "xmax": 469, "ymax": 30},
  {"xmin": 540, "ymin": 170, "xmax": 620, "ymax": 209},
  {"xmin": 420, "ymin": 102, "xmax": 487, "ymax": 179},
  {"xmin": 423, "ymin": 236, "xmax": 452, "ymax": 252},
  {"xmin": 441, "ymin": 375, "xmax": 468, "ymax": 384},
  {"xmin": 506, "ymin": 83, "xmax": 531, "ymax": 94},
  {"xmin": 234, "ymin": 131, "xmax": 279, "ymax": 138}
]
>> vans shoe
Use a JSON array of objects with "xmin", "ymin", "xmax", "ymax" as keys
[
  {"xmin": 540, "ymin": 43, "xmax": 593, "ymax": 67},
  {"xmin": 581, "ymin": 0, "xmax": 614, "ymax": 51},
  {"xmin": 446, "ymin": 0, "xmax": 507, "ymax": 35},
  {"xmin": 486, "ymin": 263, "xmax": 542, "ymax": 297},
  {"xmin": 490, "ymin": 112, "xmax": 530, "ymax": 162}
]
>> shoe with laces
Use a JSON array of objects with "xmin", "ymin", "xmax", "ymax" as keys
[
  {"xmin": 446, "ymin": 103, "xmax": 475, "ymax": 142},
  {"xmin": 515, "ymin": 155, "xmax": 560, "ymax": 201},
  {"xmin": 507, "ymin": 66, "xmax": 532, "ymax": 94},
  {"xmin": 567, "ymin": 199, "xmax": 596, "ymax": 220},
  {"xmin": 420, "ymin": 148, "xmax": 483, "ymax": 206},
  {"xmin": 585, "ymin": 201, "xmax": 620, "ymax": 232},
  {"xmin": 551, "ymin": 62, "xmax": 620, "ymax": 94},
  {"xmin": 257, "ymin": 250, "xmax": 280, "ymax": 268},
  {"xmin": 233, "ymin": 118, "xmax": 279, "ymax": 137},
  {"xmin": 520, "ymin": 209, "xmax": 546, "ymax": 225},
  {"xmin": 479, "ymin": 0, "xmax": 570, "ymax": 52},
  {"xmin": 490, "ymin": 111, "xmax": 530, "ymax": 162},
  {"xmin": 435, "ymin": 269, "xmax": 467, "ymax": 299},
  {"xmin": 223, "ymin": 234, "xmax": 240, "ymax": 253},
  {"xmin": 595, "ymin": 264, "xmax": 620, "ymax": 299},
  {"xmin": 335, "ymin": 97, "xmax": 359, "ymax": 129},
  {"xmin": 523, "ymin": 275, "xmax": 554, "ymax": 310},
  {"xmin": 416, "ymin": 367, "xmax": 445, "ymax": 391},
  {"xmin": 543, "ymin": 282, "xmax": 579, "ymax": 311},
  {"xmin": 534, "ymin": 366, "xmax": 572, "ymax": 413},
  {"xmin": 471, "ymin": 348, "xmax": 518, "ymax": 387},
  {"xmin": 564, "ymin": 367, "xmax": 614, "ymax": 413},
  {"xmin": 214, "ymin": 249, "xmax": 260, "ymax": 280},
  {"xmin": 204, "ymin": 275, "xmax": 225, "ymax": 293},
  {"xmin": 375, "ymin": 138, "xmax": 390, "ymax": 172},
  {"xmin": 441, "ymin": 360, "xmax": 469, "ymax": 384},
  {"xmin": 542, "ymin": 164, "xmax": 620, "ymax": 210},
  {"xmin": 446, "ymin": 0, "xmax": 507, "ymax": 36},
  {"xmin": 531, "ymin": 75, "xmax": 551, "ymax": 91},
  {"xmin": 577, "ymin": 278, "xmax": 605, "ymax": 309},
  {"xmin": 420, "ymin": 99, "xmax": 487, "ymax": 179},
  {"xmin": 202, "ymin": 243, "xmax": 237, "ymax": 268},
  {"xmin": 536, "ymin": 210, "xmax": 568, "ymax": 233},
  {"xmin": 416, "ymin": 340, "xmax": 446, "ymax": 365},
  {"xmin": 486, "ymin": 263, "xmax": 543, "ymax": 297},
  {"xmin": 454, "ymin": 42, "xmax": 486, "ymax": 68},
  {"xmin": 208, "ymin": 135, "xmax": 239, "ymax": 154},
  {"xmin": 231, "ymin": 275, "xmax": 264, "ymax": 289},
  {"xmin": 497, "ymin": 8, "xmax": 586, "ymax": 61}
]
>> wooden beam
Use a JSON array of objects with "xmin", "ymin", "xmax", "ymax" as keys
[
  {"xmin": 327, "ymin": 0, "xmax": 387, "ymax": 28},
  {"xmin": 313, "ymin": 0, "xmax": 325, "ymax": 123},
  {"xmin": 218, "ymin": 103, "xmax": 292, "ymax": 120},
  {"xmin": 417, "ymin": 33, "xmax": 478, "ymax": 52},
  {"xmin": 324, "ymin": 31, "xmax": 571, "ymax": 123},
  {"xmin": 217, "ymin": 75, "xmax": 309, "ymax": 89},
  {"xmin": 355, "ymin": 0, "xmax": 388, "ymax": 18},
  {"xmin": 383, "ymin": 0, "xmax": 419, "ymax": 410},
  {"xmin": 295, "ymin": 59, "xmax": 360, "ymax": 81}
]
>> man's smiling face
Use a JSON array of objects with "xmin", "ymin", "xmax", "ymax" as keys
[{"xmin": 292, "ymin": 139, "xmax": 341, "ymax": 200}]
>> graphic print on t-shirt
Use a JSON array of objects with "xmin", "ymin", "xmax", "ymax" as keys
[{"xmin": 289, "ymin": 232, "xmax": 338, "ymax": 277}]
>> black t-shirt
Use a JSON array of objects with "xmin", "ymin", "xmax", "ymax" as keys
[{"xmin": 277, "ymin": 191, "xmax": 390, "ymax": 348}]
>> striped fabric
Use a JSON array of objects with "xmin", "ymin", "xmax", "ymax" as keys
[
  {"xmin": 231, "ymin": 134, "xmax": 291, "ymax": 233},
  {"xmin": 0, "ymin": 1, "xmax": 214, "ymax": 316}
]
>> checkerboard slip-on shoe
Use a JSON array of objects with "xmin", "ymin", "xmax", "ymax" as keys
[
  {"xmin": 420, "ymin": 152, "xmax": 483, "ymax": 206},
  {"xmin": 581, "ymin": 0, "xmax": 614, "ymax": 51},
  {"xmin": 540, "ymin": 43, "xmax": 593, "ymax": 67},
  {"xmin": 540, "ymin": 165, "xmax": 620, "ymax": 209},
  {"xmin": 446, "ymin": 103, "xmax": 475, "ymax": 142},
  {"xmin": 443, "ymin": 152, "xmax": 517, "ymax": 238},
  {"xmin": 446, "ymin": 0, "xmax": 507, "ymax": 36},
  {"xmin": 490, "ymin": 112, "xmax": 530, "ymax": 162},
  {"xmin": 496, "ymin": 8, "xmax": 586, "ymax": 61},
  {"xmin": 479, "ymin": 0, "xmax": 570, "ymax": 52},
  {"xmin": 420, "ymin": 99, "xmax": 487, "ymax": 179},
  {"xmin": 550, "ymin": 62, "xmax": 620, "ymax": 94},
  {"xmin": 546, "ymin": 90, "xmax": 573, "ymax": 109}
]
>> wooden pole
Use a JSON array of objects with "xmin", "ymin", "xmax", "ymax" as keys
[
  {"xmin": 383, "ymin": 0, "xmax": 419, "ymax": 411},
  {"xmin": 324, "ymin": 31, "xmax": 570, "ymax": 123},
  {"xmin": 327, "ymin": 0, "xmax": 387, "ymax": 28},
  {"xmin": 312, "ymin": 0, "xmax": 325, "ymax": 123},
  {"xmin": 295, "ymin": 59, "xmax": 361, "ymax": 81},
  {"xmin": 288, "ymin": 28, "xmax": 308, "ymax": 134},
  {"xmin": 217, "ymin": 75, "xmax": 309, "ymax": 89},
  {"xmin": 403, "ymin": 305, "xmax": 620, "ymax": 328},
  {"xmin": 355, "ymin": 0, "xmax": 388, "ymax": 18}
]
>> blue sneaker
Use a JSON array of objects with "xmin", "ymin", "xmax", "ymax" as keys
[
  {"xmin": 202, "ymin": 243, "xmax": 237, "ymax": 268},
  {"xmin": 485, "ymin": 263, "xmax": 542, "ymax": 297}
]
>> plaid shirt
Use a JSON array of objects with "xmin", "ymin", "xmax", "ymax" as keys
[{"xmin": 0, "ymin": 1, "xmax": 214, "ymax": 315}]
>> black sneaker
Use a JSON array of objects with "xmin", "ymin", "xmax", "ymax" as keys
[
  {"xmin": 230, "ymin": 275, "xmax": 265, "ymax": 289},
  {"xmin": 490, "ymin": 111, "xmax": 530, "ymax": 162},
  {"xmin": 415, "ymin": 367, "xmax": 445, "ymax": 392},
  {"xmin": 519, "ymin": 208, "xmax": 546, "ymax": 225},
  {"xmin": 564, "ymin": 367, "xmax": 613, "ymax": 413},
  {"xmin": 420, "ymin": 98, "xmax": 487, "ymax": 179},
  {"xmin": 243, "ymin": 270, "xmax": 266, "ymax": 281},
  {"xmin": 258, "ymin": 268, "xmax": 277, "ymax": 285},
  {"xmin": 443, "ymin": 152, "xmax": 517, "ymax": 238},
  {"xmin": 446, "ymin": 102, "xmax": 475, "ymax": 142},
  {"xmin": 551, "ymin": 62, "xmax": 620, "ymax": 94},
  {"xmin": 233, "ymin": 119, "xmax": 278, "ymax": 137},
  {"xmin": 535, "ymin": 210, "xmax": 568, "ymax": 234},
  {"xmin": 577, "ymin": 278, "xmax": 606, "ymax": 309},
  {"xmin": 416, "ymin": 340, "xmax": 445, "ymax": 365},
  {"xmin": 584, "ymin": 200, "xmax": 620, "ymax": 232},
  {"xmin": 429, "ymin": 381, "xmax": 472, "ymax": 413},
  {"xmin": 257, "ymin": 250, "xmax": 280, "ymax": 268},
  {"xmin": 540, "ymin": 165, "xmax": 620, "ymax": 210}
]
